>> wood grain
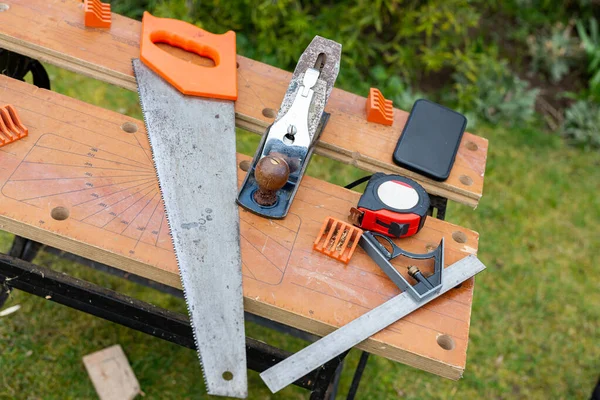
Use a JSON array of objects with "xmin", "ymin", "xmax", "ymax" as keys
[
  {"xmin": 0, "ymin": 75, "xmax": 480, "ymax": 379},
  {"xmin": 0, "ymin": 0, "xmax": 488, "ymax": 207},
  {"xmin": 83, "ymin": 345, "xmax": 141, "ymax": 400}
]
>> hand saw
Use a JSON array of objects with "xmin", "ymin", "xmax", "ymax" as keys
[
  {"xmin": 260, "ymin": 254, "xmax": 487, "ymax": 393},
  {"xmin": 132, "ymin": 13, "xmax": 246, "ymax": 398},
  {"xmin": 236, "ymin": 36, "xmax": 342, "ymax": 219}
]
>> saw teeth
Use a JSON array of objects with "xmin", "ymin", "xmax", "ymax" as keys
[{"xmin": 132, "ymin": 59, "xmax": 211, "ymax": 389}]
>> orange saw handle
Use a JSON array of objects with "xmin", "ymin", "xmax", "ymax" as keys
[{"xmin": 139, "ymin": 12, "xmax": 238, "ymax": 101}]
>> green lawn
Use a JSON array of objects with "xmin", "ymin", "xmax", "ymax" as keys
[{"xmin": 0, "ymin": 66, "xmax": 599, "ymax": 399}]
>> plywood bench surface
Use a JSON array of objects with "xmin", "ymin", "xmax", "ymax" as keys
[{"xmin": 0, "ymin": 75, "xmax": 479, "ymax": 379}]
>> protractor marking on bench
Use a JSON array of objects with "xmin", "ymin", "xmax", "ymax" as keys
[
  {"xmin": 2, "ymin": 131, "xmax": 300, "ymax": 285},
  {"xmin": 1, "ymin": 132, "xmax": 172, "ymax": 252}
]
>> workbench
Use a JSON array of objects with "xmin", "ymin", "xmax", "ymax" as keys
[{"xmin": 0, "ymin": 1, "xmax": 488, "ymax": 398}]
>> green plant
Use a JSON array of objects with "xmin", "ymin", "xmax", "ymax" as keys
[
  {"xmin": 562, "ymin": 99, "xmax": 600, "ymax": 148},
  {"xmin": 451, "ymin": 53, "xmax": 539, "ymax": 125},
  {"xmin": 527, "ymin": 22, "xmax": 581, "ymax": 83},
  {"xmin": 358, "ymin": 65, "xmax": 425, "ymax": 111},
  {"xmin": 119, "ymin": 0, "xmax": 482, "ymax": 95},
  {"xmin": 576, "ymin": 18, "xmax": 600, "ymax": 100}
]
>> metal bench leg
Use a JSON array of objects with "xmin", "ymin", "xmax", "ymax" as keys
[
  {"xmin": 309, "ymin": 351, "xmax": 349, "ymax": 400},
  {"xmin": 347, "ymin": 351, "xmax": 370, "ymax": 400},
  {"xmin": 9, "ymin": 236, "xmax": 43, "ymax": 261},
  {"xmin": 428, "ymin": 195, "xmax": 448, "ymax": 221},
  {"xmin": 592, "ymin": 376, "xmax": 600, "ymax": 400},
  {"xmin": 2, "ymin": 236, "xmax": 43, "ymax": 307},
  {"xmin": 0, "ymin": 282, "xmax": 9, "ymax": 308},
  {"xmin": 0, "ymin": 48, "xmax": 51, "ymax": 89},
  {"xmin": 0, "ymin": 252, "xmax": 346, "ymax": 395}
]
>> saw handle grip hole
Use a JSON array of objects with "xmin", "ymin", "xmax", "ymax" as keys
[
  {"xmin": 121, "ymin": 122, "xmax": 138, "ymax": 134},
  {"xmin": 222, "ymin": 371, "xmax": 234, "ymax": 381},
  {"xmin": 452, "ymin": 231, "xmax": 467, "ymax": 244},
  {"xmin": 154, "ymin": 42, "xmax": 216, "ymax": 68},
  {"xmin": 51, "ymin": 206, "xmax": 70, "ymax": 221},
  {"xmin": 437, "ymin": 334, "xmax": 455, "ymax": 351},
  {"xmin": 262, "ymin": 108, "xmax": 277, "ymax": 119}
]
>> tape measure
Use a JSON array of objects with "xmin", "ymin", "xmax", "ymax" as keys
[{"xmin": 349, "ymin": 173, "xmax": 430, "ymax": 238}]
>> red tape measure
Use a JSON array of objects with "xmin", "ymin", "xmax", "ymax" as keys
[{"xmin": 349, "ymin": 173, "xmax": 430, "ymax": 238}]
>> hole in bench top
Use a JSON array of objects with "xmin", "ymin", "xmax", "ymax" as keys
[
  {"xmin": 121, "ymin": 122, "xmax": 138, "ymax": 134},
  {"xmin": 459, "ymin": 175, "xmax": 473, "ymax": 186},
  {"xmin": 51, "ymin": 206, "xmax": 70, "ymax": 221},
  {"xmin": 437, "ymin": 334, "xmax": 455, "ymax": 351},
  {"xmin": 262, "ymin": 108, "xmax": 276, "ymax": 118},
  {"xmin": 452, "ymin": 231, "xmax": 467, "ymax": 244},
  {"xmin": 239, "ymin": 160, "xmax": 251, "ymax": 171},
  {"xmin": 465, "ymin": 141, "xmax": 478, "ymax": 151}
]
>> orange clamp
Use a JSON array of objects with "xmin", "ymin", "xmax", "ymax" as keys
[
  {"xmin": 0, "ymin": 105, "xmax": 28, "ymax": 147},
  {"xmin": 313, "ymin": 217, "xmax": 363, "ymax": 264},
  {"xmin": 84, "ymin": 0, "xmax": 111, "ymax": 29},
  {"xmin": 366, "ymin": 88, "xmax": 393, "ymax": 126},
  {"xmin": 140, "ymin": 12, "xmax": 238, "ymax": 101}
]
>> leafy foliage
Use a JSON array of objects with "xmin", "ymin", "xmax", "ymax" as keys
[
  {"xmin": 117, "ymin": 0, "xmax": 600, "ymax": 139},
  {"xmin": 562, "ymin": 99, "xmax": 600, "ymax": 148},
  {"xmin": 490, "ymin": 0, "xmax": 593, "ymax": 31},
  {"xmin": 527, "ymin": 22, "xmax": 581, "ymax": 83},
  {"xmin": 451, "ymin": 53, "xmax": 539, "ymax": 125},
  {"xmin": 576, "ymin": 18, "xmax": 600, "ymax": 100},
  {"xmin": 118, "ymin": 0, "xmax": 481, "ymax": 93}
]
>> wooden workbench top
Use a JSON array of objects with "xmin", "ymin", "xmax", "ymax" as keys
[
  {"xmin": 0, "ymin": 0, "xmax": 488, "ymax": 207},
  {"xmin": 0, "ymin": 75, "xmax": 479, "ymax": 379}
]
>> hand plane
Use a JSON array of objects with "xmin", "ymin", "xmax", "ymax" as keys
[{"xmin": 237, "ymin": 36, "xmax": 342, "ymax": 219}]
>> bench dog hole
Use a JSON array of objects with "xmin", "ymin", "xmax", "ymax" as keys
[
  {"xmin": 437, "ymin": 334, "xmax": 455, "ymax": 351},
  {"xmin": 121, "ymin": 121, "xmax": 138, "ymax": 133},
  {"xmin": 452, "ymin": 231, "xmax": 467, "ymax": 244},
  {"xmin": 239, "ymin": 160, "xmax": 251, "ymax": 171},
  {"xmin": 459, "ymin": 175, "xmax": 473, "ymax": 186},
  {"xmin": 51, "ymin": 206, "xmax": 70, "ymax": 221},
  {"xmin": 262, "ymin": 108, "xmax": 276, "ymax": 118},
  {"xmin": 465, "ymin": 141, "xmax": 478, "ymax": 151}
]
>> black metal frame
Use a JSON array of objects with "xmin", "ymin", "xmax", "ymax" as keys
[
  {"xmin": 0, "ymin": 242, "xmax": 346, "ymax": 398},
  {"xmin": 0, "ymin": 48, "xmax": 51, "ymax": 90},
  {"xmin": 0, "ymin": 48, "xmax": 451, "ymax": 399}
]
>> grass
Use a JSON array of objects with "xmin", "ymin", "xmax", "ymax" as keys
[{"xmin": 1, "ymin": 65, "xmax": 599, "ymax": 399}]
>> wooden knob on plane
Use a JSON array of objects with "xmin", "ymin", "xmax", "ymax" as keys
[{"xmin": 253, "ymin": 155, "xmax": 290, "ymax": 206}]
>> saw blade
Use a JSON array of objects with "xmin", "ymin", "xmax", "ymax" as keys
[
  {"xmin": 133, "ymin": 59, "xmax": 247, "ymax": 398},
  {"xmin": 260, "ymin": 255, "xmax": 486, "ymax": 393}
]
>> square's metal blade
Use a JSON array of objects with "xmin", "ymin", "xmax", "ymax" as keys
[
  {"xmin": 133, "ymin": 59, "xmax": 247, "ymax": 398},
  {"xmin": 260, "ymin": 255, "xmax": 486, "ymax": 393}
]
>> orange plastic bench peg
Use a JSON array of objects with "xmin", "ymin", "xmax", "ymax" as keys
[
  {"xmin": 0, "ymin": 105, "xmax": 28, "ymax": 147},
  {"xmin": 84, "ymin": 0, "xmax": 111, "ymax": 29},
  {"xmin": 139, "ymin": 12, "xmax": 238, "ymax": 101},
  {"xmin": 366, "ymin": 88, "xmax": 393, "ymax": 126},
  {"xmin": 313, "ymin": 217, "xmax": 363, "ymax": 264}
]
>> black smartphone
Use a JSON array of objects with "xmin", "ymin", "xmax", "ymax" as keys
[{"xmin": 392, "ymin": 99, "xmax": 467, "ymax": 181}]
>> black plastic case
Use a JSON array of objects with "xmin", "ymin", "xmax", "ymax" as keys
[{"xmin": 392, "ymin": 99, "xmax": 467, "ymax": 181}]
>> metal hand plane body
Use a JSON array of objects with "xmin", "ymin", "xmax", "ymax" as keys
[
  {"xmin": 261, "ymin": 68, "xmax": 320, "ymax": 158},
  {"xmin": 237, "ymin": 36, "xmax": 342, "ymax": 219}
]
